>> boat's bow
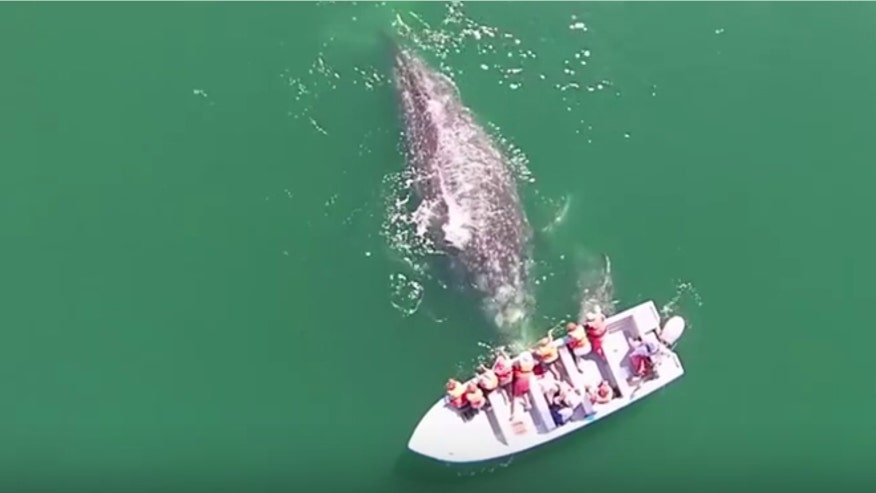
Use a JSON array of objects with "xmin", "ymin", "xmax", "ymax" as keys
[{"xmin": 408, "ymin": 398, "xmax": 506, "ymax": 463}]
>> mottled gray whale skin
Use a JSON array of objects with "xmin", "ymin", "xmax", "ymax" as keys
[{"xmin": 390, "ymin": 42, "xmax": 533, "ymax": 330}]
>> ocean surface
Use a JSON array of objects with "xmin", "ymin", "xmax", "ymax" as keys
[{"xmin": 1, "ymin": 2, "xmax": 875, "ymax": 492}]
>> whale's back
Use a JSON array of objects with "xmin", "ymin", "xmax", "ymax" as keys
[{"xmin": 390, "ymin": 46, "xmax": 533, "ymax": 329}]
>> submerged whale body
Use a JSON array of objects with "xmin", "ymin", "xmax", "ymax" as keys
[{"xmin": 389, "ymin": 41, "xmax": 533, "ymax": 331}]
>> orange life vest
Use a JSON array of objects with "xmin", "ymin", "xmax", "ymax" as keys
[
  {"xmin": 479, "ymin": 370, "xmax": 499, "ymax": 391},
  {"xmin": 535, "ymin": 343, "xmax": 559, "ymax": 364},
  {"xmin": 446, "ymin": 381, "xmax": 466, "ymax": 407},
  {"xmin": 466, "ymin": 386, "xmax": 486, "ymax": 409},
  {"xmin": 515, "ymin": 359, "xmax": 534, "ymax": 378},
  {"xmin": 567, "ymin": 325, "xmax": 588, "ymax": 349}
]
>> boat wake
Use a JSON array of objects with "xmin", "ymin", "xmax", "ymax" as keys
[{"xmin": 658, "ymin": 280, "xmax": 703, "ymax": 335}]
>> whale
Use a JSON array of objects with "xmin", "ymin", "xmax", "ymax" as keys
[{"xmin": 389, "ymin": 42, "xmax": 533, "ymax": 331}]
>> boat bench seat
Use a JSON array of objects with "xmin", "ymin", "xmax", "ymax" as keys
[
  {"xmin": 485, "ymin": 390, "xmax": 519, "ymax": 445},
  {"xmin": 528, "ymin": 376, "xmax": 557, "ymax": 432}
]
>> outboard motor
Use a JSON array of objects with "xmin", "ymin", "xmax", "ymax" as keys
[{"xmin": 658, "ymin": 316, "xmax": 686, "ymax": 347}]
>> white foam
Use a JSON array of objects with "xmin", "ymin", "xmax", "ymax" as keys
[
  {"xmin": 442, "ymin": 201, "xmax": 473, "ymax": 249},
  {"xmin": 577, "ymin": 253, "xmax": 616, "ymax": 320},
  {"xmin": 660, "ymin": 281, "xmax": 704, "ymax": 318}
]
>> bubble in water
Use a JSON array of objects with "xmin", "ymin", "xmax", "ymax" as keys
[
  {"xmin": 389, "ymin": 272, "xmax": 425, "ymax": 316},
  {"xmin": 577, "ymin": 253, "xmax": 616, "ymax": 319},
  {"xmin": 380, "ymin": 169, "xmax": 439, "ymax": 276},
  {"xmin": 391, "ymin": 2, "xmax": 530, "ymax": 94}
]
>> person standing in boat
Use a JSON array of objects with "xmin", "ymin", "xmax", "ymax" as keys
[
  {"xmin": 584, "ymin": 307, "xmax": 608, "ymax": 361},
  {"xmin": 565, "ymin": 321, "xmax": 591, "ymax": 372},
  {"xmin": 489, "ymin": 350, "xmax": 514, "ymax": 405},
  {"xmin": 445, "ymin": 379, "xmax": 467, "ymax": 409},
  {"xmin": 465, "ymin": 382, "xmax": 487, "ymax": 410},
  {"xmin": 476, "ymin": 365, "xmax": 499, "ymax": 394},
  {"xmin": 628, "ymin": 336, "xmax": 660, "ymax": 382},
  {"xmin": 534, "ymin": 333, "xmax": 564, "ymax": 382},
  {"xmin": 509, "ymin": 352, "xmax": 535, "ymax": 422}
]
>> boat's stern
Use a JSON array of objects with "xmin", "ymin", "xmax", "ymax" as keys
[{"xmin": 659, "ymin": 315, "xmax": 686, "ymax": 347}]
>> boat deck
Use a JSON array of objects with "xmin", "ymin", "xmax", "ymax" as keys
[{"xmin": 407, "ymin": 300, "xmax": 686, "ymax": 463}]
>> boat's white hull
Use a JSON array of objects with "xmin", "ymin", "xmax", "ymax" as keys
[{"xmin": 407, "ymin": 300, "xmax": 686, "ymax": 464}]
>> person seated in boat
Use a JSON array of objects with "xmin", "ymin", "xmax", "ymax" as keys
[
  {"xmin": 534, "ymin": 334, "xmax": 563, "ymax": 382},
  {"xmin": 465, "ymin": 382, "xmax": 487, "ymax": 411},
  {"xmin": 540, "ymin": 372, "xmax": 559, "ymax": 399},
  {"xmin": 560, "ymin": 379, "xmax": 596, "ymax": 416},
  {"xmin": 628, "ymin": 336, "xmax": 660, "ymax": 382},
  {"xmin": 554, "ymin": 380, "xmax": 584, "ymax": 409},
  {"xmin": 565, "ymin": 321, "xmax": 591, "ymax": 372},
  {"xmin": 491, "ymin": 351, "xmax": 514, "ymax": 404},
  {"xmin": 476, "ymin": 365, "xmax": 499, "ymax": 395},
  {"xmin": 445, "ymin": 378, "xmax": 467, "ymax": 409},
  {"xmin": 587, "ymin": 380, "xmax": 613, "ymax": 405},
  {"xmin": 548, "ymin": 393, "xmax": 575, "ymax": 426},
  {"xmin": 509, "ymin": 352, "xmax": 535, "ymax": 421},
  {"xmin": 546, "ymin": 379, "xmax": 583, "ymax": 426},
  {"xmin": 583, "ymin": 306, "xmax": 608, "ymax": 361}
]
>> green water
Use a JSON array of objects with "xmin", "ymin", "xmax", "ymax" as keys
[{"xmin": 1, "ymin": 2, "xmax": 874, "ymax": 492}]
